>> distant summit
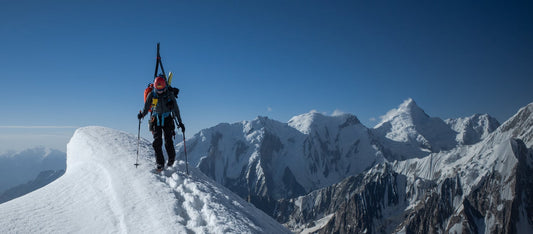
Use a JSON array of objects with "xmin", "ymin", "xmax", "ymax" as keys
[
  {"xmin": 445, "ymin": 113, "xmax": 500, "ymax": 145},
  {"xmin": 288, "ymin": 111, "xmax": 361, "ymax": 135},
  {"xmin": 373, "ymin": 98, "xmax": 458, "ymax": 159},
  {"xmin": 375, "ymin": 98, "xmax": 429, "ymax": 128}
]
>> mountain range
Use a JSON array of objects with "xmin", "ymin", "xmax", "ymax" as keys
[
  {"xmin": 2, "ymin": 98, "xmax": 531, "ymax": 233},
  {"xmin": 0, "ymin": 169, "xmax": 64, "ymax": 204},
  {"xmin": 0, "ymin": 147, "xmax": 66, "ymax": 202},
  {"xmin": 177, "ymin": 98, "xmax": 532, "ymax": 233}
]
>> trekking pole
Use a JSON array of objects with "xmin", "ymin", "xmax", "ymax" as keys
[
  {"xmin": 182, "ymin": 132, "xmax": 189, "ymax": 175},
  {"xmin": 135, "ymin": 113, "xmax": 141, "ymax": 168},
  {"xmin": 174, "ymin": 117, "xmax": 189, "ymax": 175}
]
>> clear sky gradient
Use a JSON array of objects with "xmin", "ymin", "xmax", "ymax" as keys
[{"xmin": 1, "ymin": 1, "xmax": 532, "ymax": 152}]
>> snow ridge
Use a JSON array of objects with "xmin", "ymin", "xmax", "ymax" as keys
[{"xmin": 0, "ymin": 126, "xmax": 288, "ymax": 233}]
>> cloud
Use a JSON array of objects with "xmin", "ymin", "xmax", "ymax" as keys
[
  {"xmin": 0, "ymin": 126, "xmax": 78, "ymax": 129},
  {"xmin": 267, "ymin": 107, "xmax": 272, "ymax": 112},
  {"xmin": 331, "ymin": 109, "xmax": 345, "ymax": 116},
  {"xmin": 369, "ymin": 117, "xmax": 377, "ymax": 122}
]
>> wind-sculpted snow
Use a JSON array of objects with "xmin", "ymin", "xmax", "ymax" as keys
[{"xmin": 0, "ymin": 126, "xmax": 289, "ymax": 233}]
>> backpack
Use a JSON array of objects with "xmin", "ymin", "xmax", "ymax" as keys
[
  {"xmin": 144, "ymin": 83, "xmax": 156, "ymax": 113},
  {"xmin": 144, "ymin": 83, "xmax": 154, "ymax": 103},
  {"xmin": 144, "ymin": 83, "xmax": 179, "ymax": 106}
]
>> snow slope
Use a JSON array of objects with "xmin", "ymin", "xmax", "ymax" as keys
[{"xmin": 0, "ymin": 126, "xmax": 288, "ymax": 233}]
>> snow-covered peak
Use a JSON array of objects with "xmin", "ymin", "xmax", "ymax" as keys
[
  {"xmin": 0, "ymin": 126, "xmax": 289, "ymax": 233},
  {"xmin": 445, "ymin": 113, "xmax": 500, "ymax": 145},
  {"xmin": 288, "ymin": 110, "xmax": 361, "ymax": 134},
  {"xmin": 287, "ymin": 111, "xmax": 321, "ymax": 134},
  {"xmin": 372, "ymin": 98, "xmax": 458, "ymax": 159},
  {"xmin": 375, "ymin": 98, "xmax": 428, "ymax": 128},
  {"xmin": 252, "ymin": 115, "xmax": 292, "ymax": 134}
]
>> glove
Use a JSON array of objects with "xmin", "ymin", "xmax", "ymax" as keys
[
  {"xmin": 179, "ymin": 122, "xmax": 185, "ymax": 132},
  {"xmin": 137, "ymin": 112, "xmax": 144, "ymax": 120}
]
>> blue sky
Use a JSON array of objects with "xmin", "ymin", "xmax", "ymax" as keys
[{"xmin": 1, "ymin": 1, "xmax": 532, "ymax": 152}]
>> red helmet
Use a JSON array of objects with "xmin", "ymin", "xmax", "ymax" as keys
[{"xmin": 154, "ymin": 77, "xmax": 166, "ymax": 91}]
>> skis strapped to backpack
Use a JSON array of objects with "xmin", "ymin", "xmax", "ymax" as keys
[
  {"xmin": 148, "ymin": 43, "xmax": 178, "ymax": 96},
  {"xmin": 154, "ymin": 43, "xmax": 167, "ymax": 80},
  {"xmin": 144, "ymin": 44, "xmax": 179, "ymax": 109}
]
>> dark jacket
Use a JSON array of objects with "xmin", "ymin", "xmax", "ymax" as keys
[{"xmin": 141, "ymin": 89, "xmax": 183, "ymax": 123}]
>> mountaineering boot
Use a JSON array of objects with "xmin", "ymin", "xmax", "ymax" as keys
[
  {"xmin": 156, "ymin": 164, "xmax": 164, "ymax": 172},
  {"xmin": 167, "ymin": 158, "xmax": 175, "ymax": 167}
]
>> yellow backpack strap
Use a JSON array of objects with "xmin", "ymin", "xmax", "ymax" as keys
[{"xmin": 151, "ymin": 98, "xmax": 158, "ymax": 110}]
